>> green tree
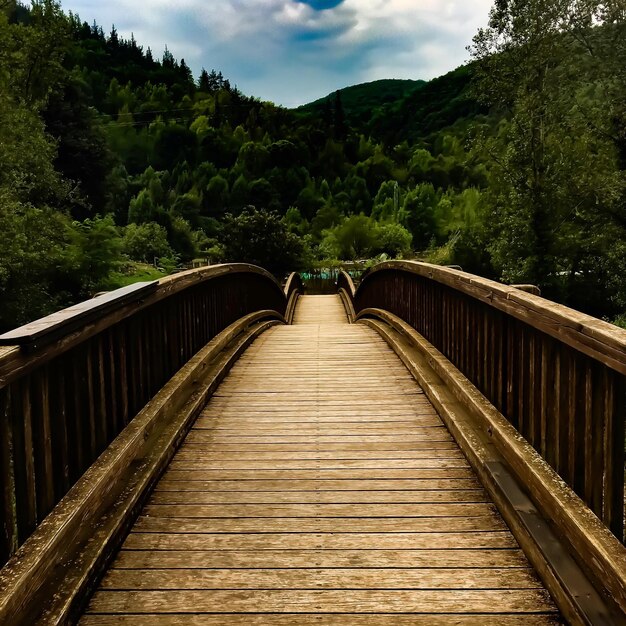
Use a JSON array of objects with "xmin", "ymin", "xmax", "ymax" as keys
[
  {"xmin": 71, "ymin": 215, "xmax": 123, "ymax": 293},
  {"xmin": 220, "ymin": 207, "xmax": 306, "ymax": 276},
  {"xmin": 321, "ymin": 215, "xmax": 377, "ymax": 260},
  {"xmin": 123, "ymin": 222, "xmax": 173, "ymax": 262},
  {"xmin": 470, "ymin": 0, "xmax": 626, "ymax": 302},
  {"xmin": 0, "ymin": 194, "xmax": 73, "ymax": 330},
  {"xmin": 374, "ymin": 222, "xmax": 412, "ymax": 257},
  {"xmin": 400, "ymin": 184, "xmax": 437, "ymax": 250}
]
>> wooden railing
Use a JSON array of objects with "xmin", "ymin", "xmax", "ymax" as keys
[
  {"xmin": 0, "ymin": 264, "xmax": 291, "ymax": 567},
  {"xmin": 284, "ymin": 272, "xmax": 304, "ymax": 324},
  {"xmin": 343, "ymin": 261, "xmax": 626, "ymax": 541}
]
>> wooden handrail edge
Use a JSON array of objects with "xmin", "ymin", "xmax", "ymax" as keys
[
  {"xmin": 285, "ymin": 290, "xmax": 300, "ymax": 325},
  {"xmin": 283, "ymin": 272, "xmax": 303, "ymax": 299},
  {"xmin": 337, "ymin": 270, "xmax": 356, "ymax": 299},
  {"xmin": 0, "ymin": 310, "xmax": 283, "ymax": 624},
  {"xmin": 338, "ymin": 288, "xmax": 356, "ymax": 323},
  {"xmin": 357, "ymin": 261, "xmax": 626, "ymax": 374},
  {"xmin": 358, "ymin": 307, "xmax": 626, "ymax": 618},
  {"xmin": 283, "ymin": 273, "xmax": 303, "ymax": 325}
]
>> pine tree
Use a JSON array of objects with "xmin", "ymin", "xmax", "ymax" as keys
[
  {"xmin": 179, "ymin": 58, "xmax": 193, "ymax": 84},
  {"xmin": 198, "ymin": 68, "xmax": 210, "ymax": 92},
  {"xmin": 162, "ymin": 45, "xmax": 175, "ymax": 69},
  {"xmin": 108, "ymin": 24, "xmax": 119, "ymax": 49}
]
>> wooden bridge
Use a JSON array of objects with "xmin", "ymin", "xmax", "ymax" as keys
[{"xmin": 0, "ymin": 262, "xmax": 625, "ymax": 624}]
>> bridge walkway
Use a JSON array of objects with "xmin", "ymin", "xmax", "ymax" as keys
[{"xmin": 80, "ymin": 295, "xmax": 561, "ymax": 625}]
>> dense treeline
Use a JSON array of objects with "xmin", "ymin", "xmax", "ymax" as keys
[{"xmin": 1, "ymin": 0, "xmax": 625, "ymax": 332}]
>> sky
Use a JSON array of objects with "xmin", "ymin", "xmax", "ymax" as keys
[{"xmin": 64, "ymin": 0, "xmax": 494, "ymax": 107}]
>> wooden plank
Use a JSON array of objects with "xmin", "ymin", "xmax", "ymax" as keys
[
  {"xmin": 166, "ymin": 458, "xmax": 470, "ymax": 470},
  {"xmin": 0, "ymin": 387, "xmax": 17, "ymax": 562},
  {"xmin": 33, "ymin": 369, "xmax": 55, "ymax": 516},
  {"xmin": 50, "ymin": 364, "xmax": 70, "ymax": 498},
  {"xmin": 86, "ymin": 589, "xmax": 556, "ymax": 614},
  {"xmin": 171, "ymin": 448, "xmax": 461, "ymax": 460},
  {"xmin": 148, "ymin": 490, "xmax": 488, "ymax": 504},
  {"xmin": 160, "ymin": 468, "xmax": 477, "ymax": 481},
  {"xmin": 123, "ymin": 531, "xmax": 516, "ymax": 551},
  {"xmin": 193, "ymin": 420, "xmax": 443, "ymax": 430},
  {"xmin": 154, "ymin": 478, "xmax": 482, "ymax": 491},
  {"xmin": 178, "ymin": 441, "xmax": 456, "ymax": 451},
  {"xmin": 13, "ymin": 380, "xmax": 37, "ymax": 540},
  {"xmin": 112, "ymin": 548, "xmax": 532, "ymax": 569},
  {"xmin": 141, "ymin": 503, "xmax": 496, "ymax": 518},
  {"xmin": 100, "ymin": 567, "xmax": 542, "ymax": 590},
  {"xmin": 185, "ymin": 434, "xmax": 455, "ymax": 444},
  {"xmin": 132, "ymin": 515, "xmax": 507, "ymax": 534},
  {"xmin": 80, "ymin": 615, "xmax": 563, "ymax": 626}
]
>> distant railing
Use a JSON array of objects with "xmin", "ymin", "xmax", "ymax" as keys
[
  {"xmin": 343, "ymin": 261, "xmax": 626, "ymax": 540},
  {"xmin": 284, "ymin": 272, "xmax": 304, "ymax": 324},
  {"xmin": 0, "ymin": 264, "xmax": 293, "ymax": 567},
  {"xmin": 284, "ymin": 272, "xmax": 303, "ymax": 300},
  {"xmin": 337, "ymin": 271, "xmax": 356, "ymax": 299},
  {"xmin": 302, "ymin": 267, "xmax": 362, "ymax": 295}
]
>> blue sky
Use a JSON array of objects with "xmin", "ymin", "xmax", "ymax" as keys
[{"xmin": 64, "ymin": 0, "xmax": 493, "ymax": 106}]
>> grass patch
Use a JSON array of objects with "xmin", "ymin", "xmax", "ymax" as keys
[{"xmin": 102, "ymin": 263, "xmax": 166, "ymax": 291}]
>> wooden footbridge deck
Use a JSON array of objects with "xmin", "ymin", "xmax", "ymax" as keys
[
  {"xmin": 0, "ymin": 263, "xmax": 625, "ymax": 625},
  {"xmin": 82, "ymin": 295, "xmax": 557, "ymax": 624}
]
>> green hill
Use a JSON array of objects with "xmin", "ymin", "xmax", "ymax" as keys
[
  {"xmin": 367, "ymin": 64, "xmax": 488, "ymax": 144},
  {"xmin": 296, "ymin": 79, "xmax": 424, "ymax": 126},
  {"xmin": 297, "ymin": 66, "xmax": 487, "ymax": 145}
]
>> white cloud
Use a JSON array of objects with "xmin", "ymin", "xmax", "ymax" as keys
[{"xmin": 64, "ymin": 0, "xmax": 493, "ymax": 105}]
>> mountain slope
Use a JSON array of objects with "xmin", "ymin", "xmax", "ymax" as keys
[
  {"xmin": 296, "ymin": 79, "xmax": 424, "ymax": 126},
  {"xmin": 297, "ymin": 66, "xmax": 488, "ymax": 144},
  {"xmin": 368, "ymin": 64, "xmax": 487, "ymax": 144}
]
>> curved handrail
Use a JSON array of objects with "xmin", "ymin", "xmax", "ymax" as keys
[
  {"xmin": 0, "ymin": 263, "xmax": 285, "ymax": 385},
  {"xmin": 337, "ymin": 270, "xmax": 356, "ymax": 299},
  {"xmin": 356, "ymin": 260, "xmax": 626, "ymax": 372},
  {"xmin": 283, "ymin": 272, "xmax": 303, "ymax": 299},
  {"xmin": 353, "ymin": 260, "xmax": 626, "ymax": 541},
  {"xmin": 283, "ymin": 272, "xmax": 304, "ymax": 324},
  {"xmin": 337, "ymin": 270, "xmax": 357, "ymax": 323},
  {"xmin": 0, "ymin": 264, "xmax": 287, "ymax": 567}
]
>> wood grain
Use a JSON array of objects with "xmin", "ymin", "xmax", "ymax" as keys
[
  {"xmin": 81, "ymin": 616, "xmax": 562, "ymax": 626},
  {"xmin": 81, "ymin": 295, "xmax": 560, "ymax": 623}
]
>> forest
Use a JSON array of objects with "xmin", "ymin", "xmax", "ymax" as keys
[{"xmin": 1, "ymin": 0, "xmax": 625, "ymax": 332}]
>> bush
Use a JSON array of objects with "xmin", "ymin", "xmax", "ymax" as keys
[{"xmin": 122, "ymin": 222, "xmax": 173, "ymax": 263}]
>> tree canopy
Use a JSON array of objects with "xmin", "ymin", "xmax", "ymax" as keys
[{"xmin": 1, "ymin": 0, "xmax": 625, "ymax": 331}]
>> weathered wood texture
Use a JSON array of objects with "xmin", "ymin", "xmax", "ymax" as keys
[
  {"xmin": 348, "ymin": 262, "xmax": 626, "ymax": 540},
  {"xmin": 0, "ymin": 265, "xmax": 289, "ymax": 568},
  {"xmin": 82, "ymin": 295, "xmax": 560, "ymax": 625}
]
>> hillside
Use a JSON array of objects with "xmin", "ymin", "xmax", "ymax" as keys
[
  {"xmin": 297, "ymin": 67, "xmax": 487, "ymax": 145},
  {"xmin": 368, "ymin": 65, "xmax": 488, "ymax": 144},
  {"xmin": 296, "ymin": 79, "xmax": 423, "ymax": 126}
]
